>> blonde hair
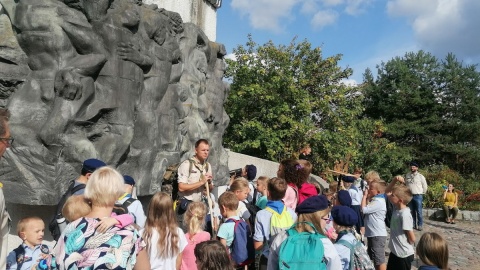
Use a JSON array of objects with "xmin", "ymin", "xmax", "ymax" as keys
[
  {"xmin": 369, "ymin": 180, "xmax": 386, "ymax": 194},
  {"xmin": 295, "ymin": 208, "xmax": 330, "ymax": 235},
  {"xmin": 392, "ymin": 185, "xmax": 413, "ymax": 204},
  {"xmin": 364, "ymin": 170, "xmax": 380, "ymax": 182},
  {"xmin": 84, "ymin": 167, "xmax": 124, "ymax": 207},
  {"xmin": 143, "ymin": 192, "xmax": 180, "ymax": 259},
  {"xmin": 416, "ymin": 232, "xmax": 449, "ymax": 269},
  {"xmin": 230, "ymin": 178, "xmax": 249, "ymax": 192},
  {"xmin": 184, "ymin": 202, "xmax": 207, "ymax": 235},
  {"xmin": 17, "ymin": 216, "xmax": 43, "ymax": 237},
  {"xmin": 62, "ymin": 195, "xmax": 91, "ymax": 222},
  {"xmin": 256, "ymin": 176, "xmax": 269, "ymax": 186}
]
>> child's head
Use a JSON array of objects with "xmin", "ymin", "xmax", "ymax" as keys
[
  {"xmin": 353, "ymin": 167, "xmax": 363, "ymax": 178},
  {"xmin": 389, "ymin": 185, "xmax": 413, "ymax": 206},
  {"xmin": 62, "ymin": 195, "xmax": 91, "ymax": 222},
  {"xmin": 256, "ymin": 176, "xmax": 269, "ymax": 193},
  {"xmin": 17, "ymin": 216, "xmax": 44, "ymax": 247},
  {"xmin": 297, "ymin": 159, "xmax": 313, "ymax": 184},
  {"xmin": 364, "ymin": 170, "xmax": 380, "ymax": 184},
  {"xmin": 368, "ymin": 180, "xmax": 386, "ymax": 196},
  {"xmin": 336, "ymin": 190, "xmax": 352, "ymax": 207},
  {"xmin": 416, "ymin": 232, "xmax": 449, "ymax": 269},
  {"xmin": 331, "ymin": 205, "xmax": 358, "ymax": 232},
  {"xmin": 218, "ymin": 191, "xmax": 239, "ymax": 217},
  {"xmin": 194, "ymin": 240, "xmax": 234, "ymax": 270},
  {"xmin": 267, "ymin": 177, "xmax": 288, "ymax": 201},
  {"xmin": 342, "ymin": 175, "xmax": 356, "ymax": 188},
  {"xmin": 146, "ymin": 192, "xmax": 176, "ymax": 228},
  {"xmin": 229, "ymin": 178, "xmax": 250, "ymax": 202},
  {"xmin": 184, "ymin": 202, "xmax": 207, "ymax": 234},
  {"xmin": 295, "ymin": 195, "xmax": 330, "ymax": 233},
  {"xmin": 277, "ymin": 159, "xmax": 297, "ymax": 184}
]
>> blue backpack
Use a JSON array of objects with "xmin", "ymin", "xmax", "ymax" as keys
[
  {"xmin": 225, "ymin": 218, "xmax": 255, "ymax": 267},
  {"xmin": 278, "ymin": 222, "xmax": 327, "ymax": 270}
]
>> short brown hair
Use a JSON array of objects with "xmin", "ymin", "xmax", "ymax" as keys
[
  {"xmin": 416, "ymin": 232, "xmax": 449, "ymax": 269},
  {"xmin": 256, "ymin": 176, "xmax": 269, "ymax": 185},
  {"xmin": 17, "ymin": 216, "xmax": 43, "ymax": 237},
  {"xmin": 195, "ymin": 139, "xmax": 209, "ymax": 148},
  {"xmin": 392, "ymin": 185, "xmax": 413, "ymax": 204},
  {"xmin": 268, "ymin": 177, "xmax": 287, "ymax": 201},
  {"xmin": 0, "ymin": 108, "xmax": 10, "ymax": 137},
  {"xmin": 218, "ymin": 191, "xmax": 238, "ymax": 211}
]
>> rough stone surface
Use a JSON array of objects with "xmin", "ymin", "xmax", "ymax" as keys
[{"xmin": 0, "ymin": 0, "xmax": 229, "ymax": 205}]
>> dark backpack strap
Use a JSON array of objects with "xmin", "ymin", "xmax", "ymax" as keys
[
  {"xmin": 14, "ymin": 244, "xmax": 25, "ymax": 270},
  {"xmin": 123, "ymin": 197, "xmax": 136, "ymax": 208},
  {"xmin": 252, "ymin": 188, "xmax": 258, "ymax": 205},
  {"xmin": 70, "ymin": 183, "xmax": 86, "ymax": 195}
]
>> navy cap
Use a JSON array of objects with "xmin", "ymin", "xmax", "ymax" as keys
[
  {"xmin": 337, "ymin": 190, "xmax": 352, "ymax": 207},
  {"xmin": 342, "ymin": 175, "xmax": 356, "ymax": 183},
  {"xmin": 246, "ymin": 165, "xmax": 257, "ymax": 181},
  {"xmin": 331, "ymin": 206, "xmax": 358, "ymax": 227},
  {"xmin": 410, "ymin": 161, "xmax": 419, "ymax": 167},
  {"xmin": 123, "ymin": 175, "xmax": 135, "ymax": 186},
  {"xmin": 296, "ymin": 195, "xmax": 329, "ymax": 214},
  {"xmin": 82, "ymin": 158, "xmax": 106, "ymax": 173}
]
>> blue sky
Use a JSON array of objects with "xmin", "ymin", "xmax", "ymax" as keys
[{"xmin": 216, "ymin": 0, "xmax": 480, "ymax": 84}]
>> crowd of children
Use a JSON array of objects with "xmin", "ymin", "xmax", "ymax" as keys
[{"xmin": 6, "ymin": 160, "xmax": 453, "ymax": 270}]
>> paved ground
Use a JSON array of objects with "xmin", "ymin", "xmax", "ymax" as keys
[{"xmin": 385, "ymin": 219, "xmax": 480, "ymax": 269}]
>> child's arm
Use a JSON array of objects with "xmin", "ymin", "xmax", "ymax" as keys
[
  {"xmin": 405, "ymin": 230, "xmax": 415, "ymax": 245},
  {"xmin": 386, "ymin": 176, "xmax": 404, "ymax": 194},
  {"xmin": 219, "ymin": 238, "xmax": 228, "ymax": 247},
  {"xmin": 361, "ymin": 188, "xmax": 368, "ymax": 210},
  {"xmin": 96, "ymin": 213, "xmax": 134, "ymax": 233}
]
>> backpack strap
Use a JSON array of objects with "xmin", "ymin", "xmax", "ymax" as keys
[
  {"xmin": 123, "ymin": 197, "xmax": 136, "ymax": 208},
  {"xmin": 70, "ymin": 182, "xmax": 86, "ymax": 195},
  {"xmin": 289, "ymin": 221, "xmax": 321, "ymax": 234},
  {"xmin": 252, "ymin": 188, "xmax": 258, "ymax": 205},
  {"xmin": 337, "ymin": 239, "xmax": 355, "ymax": 270},
  {"xmin": 13, "ymin": 244, "xmax": 25, "ymax": 270}
]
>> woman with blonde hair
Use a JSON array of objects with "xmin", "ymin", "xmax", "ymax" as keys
[
  {"xmin": 141, "ymin": 192, "xmax": 187, "ymax": 270},
  {"xmin": 416, "ymin": 232, "xmax": 449, "ymax": 270},
  {"xmin": 267, "ymin": 195, "xmax": 341, "ymax": 270},
  {"xmin": 54, "ymin": 167, "xmax": 150, "ymax": 270},
  {"xmin": 180, "ymin": 202, "xmax": 210, "ymax": 270},
  {"xmin": 442, "ymin": 183, "xmax": 459, "ymax": 224}
]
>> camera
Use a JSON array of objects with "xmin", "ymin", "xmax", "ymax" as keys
[{"xmin": 229, "ymin": 168, "xmax": 242, "ymax": 177}]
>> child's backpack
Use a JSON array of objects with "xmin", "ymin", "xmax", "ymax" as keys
[
  {"xmin": 337, "ymin": 239, "xmax": 375, "ymax": 270},
  {"xmin": 225, "ymin": 218, "xmax": 256, "ymax": 267},
  {"xmin": 265, "ymin": 206, "xmax": 295, "ymax": 237},
  {"xmin": 384, "ymin": 194, "xmax": 394, "ymax": 228},
  {"xmin": 48, "ymin": 181, "xmax": 85, "ymax": 241},
  {"xmin": 278, "ymin": 221, "xmax": 327, "ymax": 270},
  {"xmin": 241, "ymin": 200, "xmax": 261, "ymax": 233},
  {"xmin": 13, "ymin": 244, "xmax": 56, "ymax": 270},
  {"xmin": 297, "ymin": 183, "xmax": 319, "ymax": 205},
  {"xmin": 112, "ymin": 197, "xmax": 136, "ymax": 216}
]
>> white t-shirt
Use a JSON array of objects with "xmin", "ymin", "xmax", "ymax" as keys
[{"xmin": 140, "ymin": 227, "xmax": 188, "ymax": 270}]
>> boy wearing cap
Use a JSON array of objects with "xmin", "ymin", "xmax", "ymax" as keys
[
  {"xmin": 241, "ymin": 164, "xmax": 258, "ymax": 203},
  {"xmin": 73, "ymin": 158, "xmax": 107, "ymax": 195},
  {"xmin": 342, "ymin": 175, "xmax": 365, "ymax": 236},
  {"xmin": 331, "ymin": 205, "xmax": 360, "ymax": 270},
  {"xmin": 116, "ymin": 175, "xmax": 146, "ymax": 228},
  {"xmin": 361, "ymin": 180, "xmax": 387, "ymax": 270},
  {"xmin": 385, "ymin": 177, "xmax": 416, "ymax": 270}
]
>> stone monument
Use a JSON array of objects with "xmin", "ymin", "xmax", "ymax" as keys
[{"xmin": 0, "ymin": 0, "xmax": 230, "ymax": 205}]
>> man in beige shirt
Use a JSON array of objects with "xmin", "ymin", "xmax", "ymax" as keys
[{"xmin": 0, "ymin": 108, "xmax": 13, "ymax": 269}]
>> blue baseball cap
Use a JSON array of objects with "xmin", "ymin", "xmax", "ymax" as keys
[
  {"xmin": 123, "ymin": 175, "xmax": 135, "ymax": 186},
  {"xmin": 82, "ymin": 158, "xmax": 106, "ymax": 172}
]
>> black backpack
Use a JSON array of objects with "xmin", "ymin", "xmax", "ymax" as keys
[
  {"xmin": 112, "ymin": 197, "xmax": 136, "ymax": 216},
  {"xmin": 242, "ymin": 189, "xmax": 261, "ymax": 233},
  {"xmin": 49, "ymin": 181, "xmax": 85, "ymax": 241},
  {"xmin": 385, "ymin": 195, "xmax": 394, "ymax": 228}
]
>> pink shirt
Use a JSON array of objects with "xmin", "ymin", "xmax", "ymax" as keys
[
  {"xmin": 283, "ymin": 185, "xmax": 298, "ymax": 210},
  {"xmin": 180, "ymin": 231, "xmax": 211, "ymax": 270}
]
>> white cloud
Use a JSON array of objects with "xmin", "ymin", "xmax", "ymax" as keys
[
  {"xmin": 225, "ymin": 53, "xmax": 237, "ymax": 61},
  {"xmin": 344, "ymin": 0, "xmax": 374, "ymax": 15},
  {"xmin": 311, "ymin": 9, "xmax": 339, "ymax": 29},
  {"xmin": 386, "ymin": 0, "xmax": 480, "ymax": 60},
  {"xmin": 230, "ymin": 0, "xmax": 299, "ymax": 32},
  {"xmin": 340, "ymin": 78, "xmax": 358, "ymax": 86}
]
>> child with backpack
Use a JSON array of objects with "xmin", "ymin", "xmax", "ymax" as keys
[
  {"xmin": 217, "ymin": 191, "xmax": 255, "ymax": 269},
  {"xmin": 361, "ymin": 180, "xmax": 388, "ymax": 270},
  {"xmin": 278, "ymin": 160, "xmax": 318, "ymax": 210},
  {"xmin": 268, "ymin": 195, "xmax": 341, "ymax": 270},
  {"xmin": 416, "ymin": 232, "xmax": 449, "ymax": 270},
  {"xmin": 229, "ymin": 178, "xmax": 252, "ymax": 222},
  {"xmin": 332, "ymin": 206, "xmax": 375, "ymax": 270},
  {"xmin": 342, "ymin": 175, "xmax": 365, "ymax": 237},
  {"xmin": 6, "ymin": 217, "xmax": 56, "ymax": 270},
  {"xmin": 181, "ymin": 202, "xmax": 211, "ymax": 270},
  {"xmin": 254, "ymin": 177, "xmax": 297, "ymax": 270}
]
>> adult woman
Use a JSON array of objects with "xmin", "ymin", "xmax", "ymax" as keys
[
  {"xmin": 54, "ymin": 167, "xmax": 150, "ymax": 270},
  {"xmin": 443, "ymin": 184, "xmax": 459, "ymax": 224}
]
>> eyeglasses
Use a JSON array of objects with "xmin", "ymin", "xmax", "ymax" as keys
[
  {"xmin": 321, "ymin": 217, "xmax": 331, "ymax": 223},
  {"xmin": 0, "ymin": 137, "xmax": 14, "ymax": 145}
]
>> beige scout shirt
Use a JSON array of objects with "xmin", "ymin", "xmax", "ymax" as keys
[
  {"xmin": 405, "ymin": 171, "xmax": 428, "ymax": 195},
  {"xmin": 177, "ymin": 158, "xmax": 212, "ymax": 202}
]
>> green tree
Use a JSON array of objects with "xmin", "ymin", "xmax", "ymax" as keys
[{"xmin": 224, "ymin": 36, "xmax": 365, "ymax": 170}]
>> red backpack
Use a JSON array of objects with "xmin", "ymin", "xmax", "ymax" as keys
[{"xmin": 297, "ymin": 183, "xmax": 318, "ymax": 205}]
